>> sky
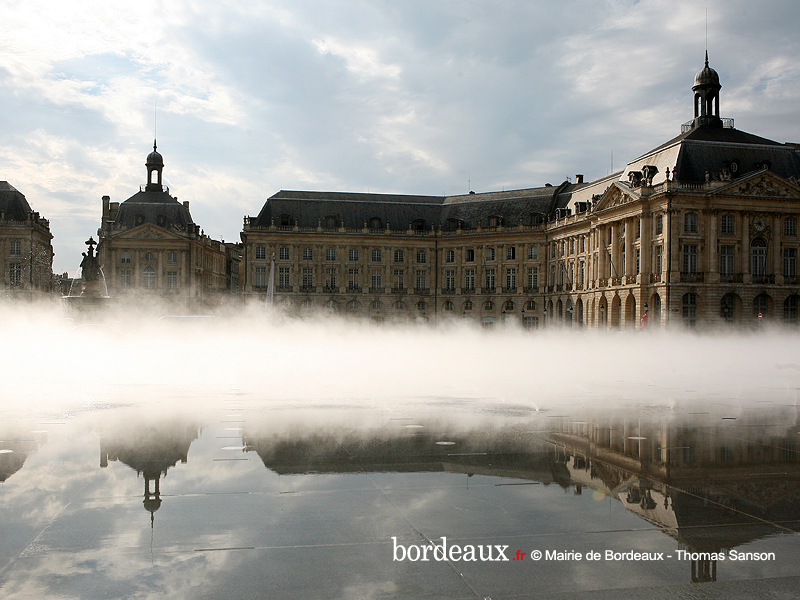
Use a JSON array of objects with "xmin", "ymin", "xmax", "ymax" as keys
[{"xmin": 1, "ymin": 0, "xmax": 800, "ymax": 275}]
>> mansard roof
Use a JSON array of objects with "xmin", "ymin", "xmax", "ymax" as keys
[
  {"xmin": 252, "ymin": 184, "xmax": 575, "ymax": 229},
  {"xmin": 113, "ymin": 188, "xmax": 195, "ymax": 231},
  {"xmin": 0, "ymin": 181, "xmax": 34, "ymax": 221}
]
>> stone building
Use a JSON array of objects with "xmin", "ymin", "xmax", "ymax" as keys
[
  {"xmin": 241, "ymin": 56, "xmax": 800, "ymax": 328},
  {"xmin": 0, "ymin": 182, "xmax": 54, "ymax": 299},
  {"xmin": 97, "ymin": 142, "xmax": 239, "ymax": 306}
]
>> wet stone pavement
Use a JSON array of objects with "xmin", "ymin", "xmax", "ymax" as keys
[{"xmin": 1, "ymin": 394, "xmax": 800, "ymax": 599}]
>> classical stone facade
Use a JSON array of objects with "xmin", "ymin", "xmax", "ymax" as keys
[
  {"xmin": 0, "ymin": 182, "xmax": 54, "ymax": 299},
  {"xmin": 97, "ymin": 143, "xmax": 240, "ymax": 307},
  {"xmin": 242, "ymin": 57, "xmax": 800, "ymax": 329}
]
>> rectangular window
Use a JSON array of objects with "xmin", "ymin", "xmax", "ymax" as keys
[
  {"xmin": 505, "ymin": 268, "xmax": 516, "ymax": 289},
  {"xmin": 278, "ymin": 267, "xmax": 290, "ymax": 288},
  {"xmin": 786, "ymin": 217, "xmax": 798, "ymax": 237},
  {"xmin": 279, "ymin": 247, "xmax": 289, "ymax": 260},
  {"xmin": 465, "ymin": 249, "xmax": 475, "ymax": 262},
  {"xmin": 655, "ymin": 214, "xmax": 663, "ymax": 235},
  {"xmin": 9, "ymin": 263, "xmax": 21, "ymax": 286},
  {"xmin": 393, "ymin": 249, "xmax": 404, "ymax": 263},
  {"xmin": 522, "ymin": 316, "xmax": 539, "ymax": 330},
  {"xmin": 580, "ymin": 261, "xmax": 585, "ymax": 286},
  {"xmin": 464, "ymin": 269, "xmax": 475, "ymax": 291},
  {"xmin": 485, "ymin": 268, "xmax": 495, "ymax": 290},
  {"xmin": 683, "ymin": 244, "xmax": 697, "ymax": 273},
  {"xmin": 684, "ymin": 213, "xmax": 698, "ymax": 233},
  {"xmin": 393, "ymin": 269, "xmax": 404, "ymax": 290},
  {"xmin": 326, "ymin": 248, "xmax": 336, "ymax": 261},
  {"xmin": 167, "ymin": 251, "xmax": 178, "ymax": 264},
  {"xmin": 325, "ymin": 268, "xmax": 337, "ymax": 289},
  {"xmin": 506, "ymin": 247, "xmax": 516, "ymax": 260},
  {"xmin": 486, "ymin": 248, "xmax": 495, "ymax": 261},
  {"xmin": 569, "ymin": 239, "xmax": 575, "ymax": 255},
  {"xmin": 580, "ymin": 237, "xmax": 585, "ymax": 253},
  {"xmin": 527, "ymin": 246, "xmax": 538, "ymax": 260},
  {"xmin": 370, "ymin": 269, "xmax": 382, "ymax": 289},
  {"xmin": 302, "ymin": 247, "xmax": 313, "ymax": 261},
  {"xmin": 302, "ymin": 268, "xmax": 313, "ymax": 288},
  {"xmin": 636, "ymin": 248, "xmax": 640, "ymax": 274},
  {"xmin": 121, "ymin": 251, "xmax": 131, "ymax": 264},
  {"xmin": 415, "ymin": 270, "xmax": 427, "ymax": 290},
  {"xmin": 349, "ymin": 248, "xmax": 359, "ymax": 262},
  {"xmin": 720, "ymin": 245, "xmax": 735, "ymax": 276},
  {"xmin": 444, "ymin": 269, "xmax": 455, "ymax": 290},
  {"xmin": 166, "ymin": 270, "xmax": 178, "ymax": 290},
  {"xmin": 655, "ymin": 246, "xmax": 663, "ymax": 274},
  {"xmin": 255, "ymin": 246, "xmax": 266, "ymax": 260},
  {"xmin": 347, "ymin": 268, "xmax": 359, "ymax": 289},
  {"xmin": 527, "ymin": 267, "xmax": 538, "ymax": 289},
  {"xmin": 636, "ymin": 220, "xmax": 641, "ymax": 239},
  {"xmin": 9, "ymin": 240, "xmax": 20, "ymax": 256},
  {"xmin": 784, "ymin": 248, "xmax": 797, "ymax": 279},
  {"xmin": 416, "ymin": 250, "xmax": 427, "ymax": 264},
  {"xmin": 120, "ymin": 269, "xmax": 131, "ymax": 289},
  {"xmin": 552, "ymin": 244, "xmax": 556, "ymax": 258},
  {"xmin": 371, "ymin": 249, "xmax": 382, "ymax": 262},
  {"xmin": 721, "ymin": 214, "xmax": 735, "ymax": 235},
  {"xmin": 445, "ymin": 249, "xmax": 455, "ymax": 263}
]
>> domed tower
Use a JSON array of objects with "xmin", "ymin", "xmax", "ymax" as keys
[
  {"xmin": 145, "ymin": 139, "xmax": 164, "ymax": 192},
  {"xmin": 692, "ymin": 51, "xmax": 722, "ymax": 128}
]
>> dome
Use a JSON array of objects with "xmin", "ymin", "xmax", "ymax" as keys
[
  {"xmin": 693, "ymin": 52, "xmax": 720, "ymax": 88},
  {"xmin": 146, "ymin": 140, "xmax": 163, "ymax": 167}
]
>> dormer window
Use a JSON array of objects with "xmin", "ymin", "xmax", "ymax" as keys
[
  {"xmin": 324, "ymin": 215, "xmax": 338, "ymax": 228},
  {"xmin": 280, "ymin": 214, "xmax": 292, "ymax": 226},
  {"xmin": 368, "ymin": 217, "xmax": 382, "ymax": 229}
]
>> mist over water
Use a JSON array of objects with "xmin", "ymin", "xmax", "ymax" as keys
[{"xmin": 5, "ymin": 303, "xmax": 800, "ymax": 421}]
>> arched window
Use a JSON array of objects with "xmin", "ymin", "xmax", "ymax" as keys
[
  {"xmin": 526, "ymin": 300, "xmax": 536, "ymax": 310},
  {"xmin": 463, "ymin": 300, "xmax": 473, "ymax": 311},
  {"xmin": 720, "ymin": 293, "xmax": 736, "ymax": 323},
  {"xmin": 751, "ymin": 238, "xmax": 767, "ymax": 280},
  {"xmin": 369, "ymin": 217, "xmax": 382, "ymax": 229},
  {"xmin": 324, "ymin": 215, "xmax": 338, "ymax": 228},
  {"xmin": 487, "ymin": 216, "xmax": 500, "ymax": 227},
  {"xmin": 444, "ymin": 300, "xmax": 454, "ymax": 311},
  {"xmin": 484, "ymin": 300, "xmax": 493, "ymax": 310},
  {"xmin": 417, "ymin": 301, "xmax": 426, "ymax": 310},
  {"xmin": 445, "ymin": 219, "xmax": 459, "ymax": 230},
  {"xmin": 143, "ymin": 266, "xmax": 156, "ymax": 290},
  {"xmin": 394, "ymin": 301, "xmax": 405, "ymax": 310},
  {"xmin": 505, "ymin": 300, "xmax": 514, "ymax": 311},
  {"xmin": 371, "ymin": 300, "xmax": 382, "ymax": 310},
  {"xmin": 348, "ymin": 300, "xmax": 360, "ymax": 310}
]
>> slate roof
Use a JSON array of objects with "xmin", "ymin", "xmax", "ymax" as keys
[
  {"xmin": 113, "ymin": 188, "xmax": 195, "ymax": 231},
  {"xmin": 623, "ymin": 125, "xmax": 800, "ymax": 186},
  {"xmin": 253, "ymin": 185, "xmax": 571, "ymax": 229},
  {"xmin": 0, "ymin": 181, "xmax": 34, "ymax": 221}
]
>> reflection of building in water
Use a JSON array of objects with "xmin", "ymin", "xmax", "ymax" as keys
[
  {"xmin": 0, "ymin": 431, "xmax": 40, "ymax": 482},
  {"xmin": 99, "ymin": 421, "xmax": 201, "ymax": 525},
  {"xmin": 546, "ymin": 409, "xmax": 800, "ymax": 582},
  {"xmin": 241, "ymin": 57, "xmax": 800, "ymax": 329},
  {"xmin": 97, "ymin": 142, "xmax": 241, "ymax": 306},
  {"xmin": 243, "ymin": 427, "xmax": 571, "ymax": 485},
  {"xmin": 0, "ymin": 182, "xmax": 54, "ymax": 298}
]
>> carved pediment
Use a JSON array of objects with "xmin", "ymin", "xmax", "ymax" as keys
[
  {"xmin": 113, "ymin": 224, "xmax": 185, "ymax": 241},
  {"xmin": 593, "ymin": 183, "xmax": 637, "ymax": 211},
  {"xmin": 714, "ymin": 171, "xmax": 800, "ymax": 199}
]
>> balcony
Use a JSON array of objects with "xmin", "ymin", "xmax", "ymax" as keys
[
  {"xmin": 680, "ymin": 272, "xmax": 704, "ymax": 283},
  {"xmin": 414, "ymin": 287, "xmax": 430, "ymax": 295},
  {"xmin": 323, "ymin": 286, "xmax": 338, "ymax": 293},
  {"xmin": 719, "ymin": 273, "xmax": 743, "ymax": 284},
  {"xmin": 752, "ymin": 274, "xmax": 775, "ymax": 284},
  {"xmin": 299, "ymin": 285, "xmax": 314, "ymax": 293},
  {"xmin": 461, "ymin": 287, "xmax": 475, "ymax": 294},
  {"xmin": 482, "ymin": 287, "xmax": 496, "ymax": 294},
  {"xmin": 369, "ymin": 287, "xmax": 385, "ymax": 294},
  {"xmin": 649, "ymin": 273, "xmax": 662, "ymax": 283},
  {"xmin": 441, "ymin": 287, "xmax": 456, "ymax": 294},
  {"xmin": 502, "ymin": 287, "xmax": 518, "ymax": 294},
  {"xmin": 391, "ymin": 287, "xmax": 407, "ymax": 294},
  {"xmin": 277, "ymin": 286, "xmax": 291, "ymax": 292},
  {"xmin": 784, "ymin": 276, "xmax": 798, "ymax": 285},
  {"xmin": 523, "ymin": 286, "xmax": 538, "ymax": 294},
  {"xmin": 347, "ymin": 286, "xmax": 361, "ymax": 293}
]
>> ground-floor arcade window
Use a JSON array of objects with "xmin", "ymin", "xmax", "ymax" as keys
[
  {"xmin": 523, "ymin": 316, "xmax": 539, "ymax": 329},
  {"xmin": 682, "ymin": 293, "xmax": 697, "ymax": 327},
  {"xmin": 720, "ymin": 293, "xmax": 736, "ymax": 323},
  {"xmin": 785, "ymin": 295, "xmax": 799, "ymax": 324},
  {"xmin": 754, "ymin": 293, "xmax": 769, "ymax": 320}
]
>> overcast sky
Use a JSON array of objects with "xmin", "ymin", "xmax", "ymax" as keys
[{"xmin": 2, "ymin": 0, "xmax": 800, "ymax": 274}]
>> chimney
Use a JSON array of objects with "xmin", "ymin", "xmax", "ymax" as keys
[
  {"xmin": 102, "ymin": 195, "xmax": 110, "ymax": 219},
  {"xmin": 575, "ymin": 174, "xmax": 584, "ymax": 184}
]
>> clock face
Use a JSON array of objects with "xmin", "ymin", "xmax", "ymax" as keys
[{"xmin": 754, "ymin": 216, "xmax": 766, "ymax": 232}]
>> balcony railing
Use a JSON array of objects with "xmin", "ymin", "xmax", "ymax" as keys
[
  {"xmin": 752, "ymin": 274, "xmax": 775, "ymax": 284},
  {"xmin": 680, "ymin": 272, "xmax": 704, "ymax": 283},
  {"xmin": 524, "ymin": 286, "xmax": 539, "ymax": 294},
  {"xmin": 323, "ymin": 286, "xmax": 337, "ymax": 293},
  {"xmin": 347, "ymin": 285, "xmax": 361, "ymax": 293},
  {"xmin": 719, "ymin": 273, "xmax": 743, "ymax": 283},
  {"xmin": 784, "ymin": 276, "xmax": 798, "ymax": 285},
  {"xmin": 299, "ymin": 285, "xmax": 314, "ymax": 292},
  {"xmin": 391, "ymin": 287, "xmax": 407, "ymax": 294},
  {"xmin": 649, "ymin": 273, "xmax": 662, "ymax": 283},
  {"xmin": 414, "ymin": 287, "xmax": 430, "ymax": 295},
  {"xmin": 482, "ymin": 287, "xmax": 496, "ymax": 294},
  {"xmin": 502, "ymin": 287, "xmax": 518, "ymax": 294},
  {"xmin": 461, "ymin": 287, "xmax": 475, "ymax": 294},
  {"xmin": 369, "ymin": 287, "xmax": 385, "ymax": 294},
  {"xmin": 441, "ymin": 287, "xmax": 456, "ymax": 294}
]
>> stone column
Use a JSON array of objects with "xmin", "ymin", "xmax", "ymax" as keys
[
  {"xmin": 623, "ymin": 219, "xmax": 633, "ymax": 278},
  {"xmin": 773, "ymin": 215, "xmax": 783, "ymax": 284},
  {"xmin": 707, "ymin": 211, "xmax": 718, "ymax": 283},
  {"xmin": 640, "ymin": 215, "xmax": 651, "ymax": 284},
  {"xmin": 741, "ymin": 215, "xmax": 751, "ymax": 283}
]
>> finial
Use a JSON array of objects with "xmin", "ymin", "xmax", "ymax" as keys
[
  {"xmin": 153, "ymin": 139, "xmax": 157, "ymax": 152},
  {"xmin": 704, "ymin": 50, "xmax": 709, "ymax": 68}
]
